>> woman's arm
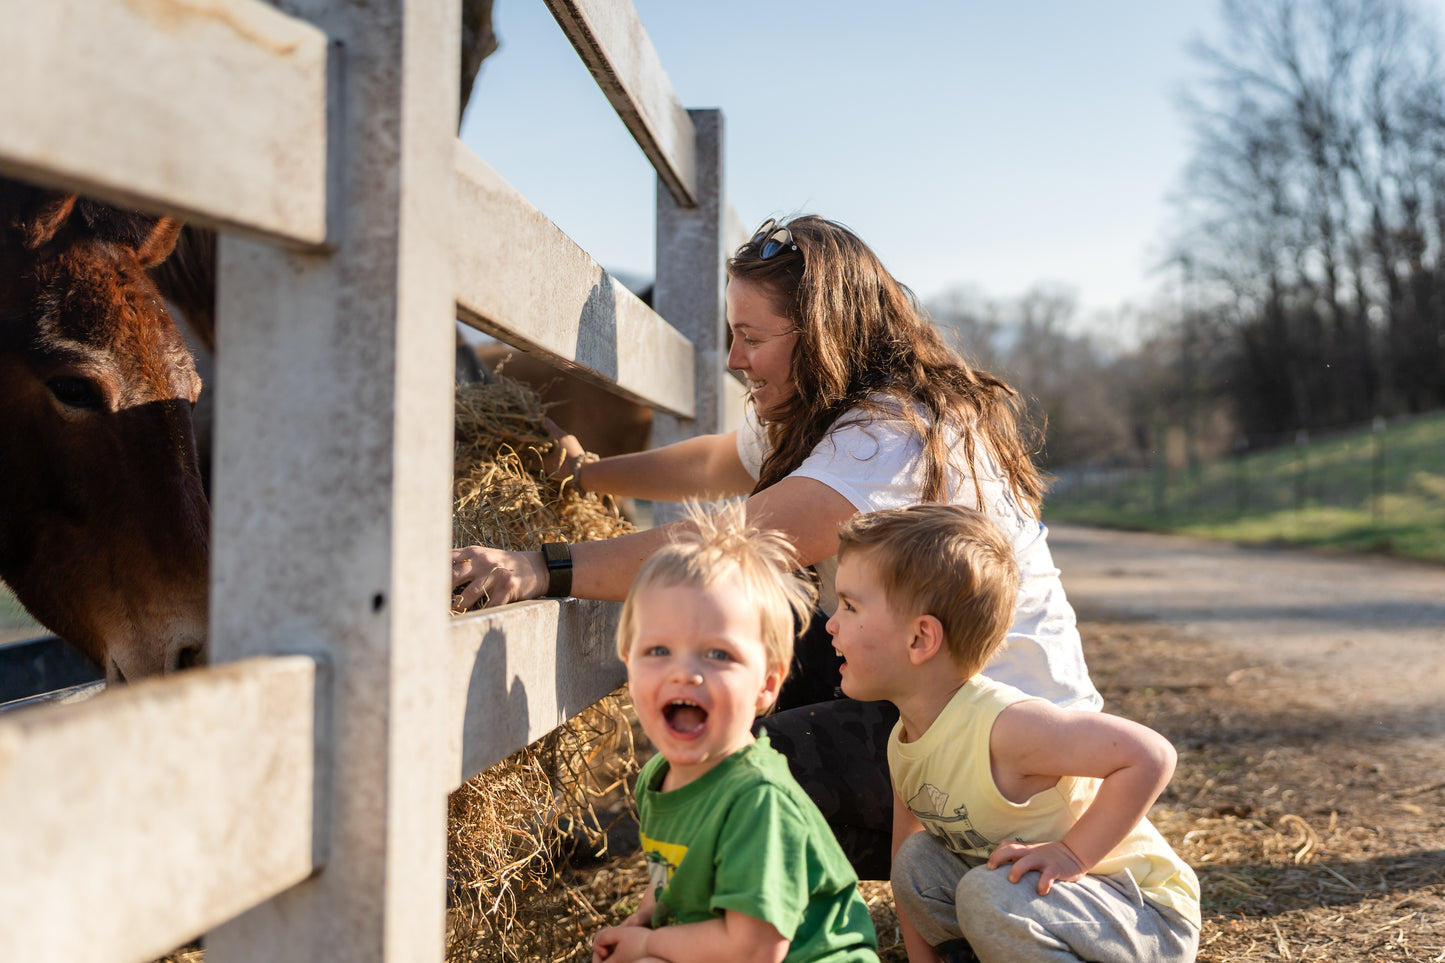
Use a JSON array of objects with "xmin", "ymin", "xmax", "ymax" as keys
[
  {"xmin": 579, "ymin": 431, "xmax": 756, "ymax": 502},
  {"xmin": 453, "ymin": 429, "xmax": 749, "ymax": 610},
  {"xmin": 985, "ymin": 701, "xmax": 1178, "ymax": 894},
  {"xmin": 549, "ymin": 425, "xmax": 754, "ymax": 503},
  {"xmin": 452, "ymin": 474, "xmax": 857, "ymax": 608}
]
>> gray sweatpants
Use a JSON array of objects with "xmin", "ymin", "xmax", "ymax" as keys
[{"xmin": 892, "ymin": 832, "xmax": 1199, "ymax": 963}]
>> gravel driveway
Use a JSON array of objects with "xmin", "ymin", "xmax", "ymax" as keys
[{"xmin": 1048, "ymin": 522, "xmax": 1445, "ymax": 733}]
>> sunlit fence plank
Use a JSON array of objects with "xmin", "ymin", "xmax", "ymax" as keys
[
  {"xmin": 543, "ymin": 0, "xmax": 697, "ymax": 207},
  {"xmin": 453, "ymin": 144, "xmax": 696, "ymax": 417},
  {"xmin": 445, "ymin": 599, "xmax": 625, "ymax": 786},
  {"xmin": 0, "ymin": 0, "xmax": 328, "ymax": 244},
  {"xmin": 0, "ymin": 656, "xmax": 321, "ymax": 963}
]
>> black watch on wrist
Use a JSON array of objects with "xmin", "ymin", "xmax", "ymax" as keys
[{"xmin": 541, "ymin": 542, "xmax": 573, "ymax": 598}]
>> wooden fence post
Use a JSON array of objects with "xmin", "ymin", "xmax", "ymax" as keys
[
  {"xmin": 651, "ymin": 108, "xmax": 736, "ymax": 523},
  {"xmin": 206, "ymin": 1, "xmax": 460, "ymax": 959}
]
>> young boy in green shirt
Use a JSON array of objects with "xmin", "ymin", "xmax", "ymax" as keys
[
  {"xmin": 829, "ymin": 504, "xmax": 1200, "ymax": 963},
  {"xmin": 591, "ymin": 505, "xmax": 878, "ymax": 963}
]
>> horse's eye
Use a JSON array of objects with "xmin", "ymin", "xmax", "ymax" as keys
[{"xmin": 47, "ymin": 376, "xmax": 105, "ymax": 410}]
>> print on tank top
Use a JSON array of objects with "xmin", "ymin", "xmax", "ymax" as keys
[{"xmin": 907, "ymin": 784, "xmax": 995, "ymax": 855}]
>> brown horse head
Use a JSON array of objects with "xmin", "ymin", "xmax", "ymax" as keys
[{"xmin": 0, "ymin": 179, "xmax": 209, "ymax": 683}]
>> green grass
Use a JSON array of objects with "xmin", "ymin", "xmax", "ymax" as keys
[
  {"xmin": 0, "ymin": 582, "xmax": 42, "ymax": 635},
  {"xmin": 1047, "ymin": 410, "xmax": 1445, "ymax": 564}
]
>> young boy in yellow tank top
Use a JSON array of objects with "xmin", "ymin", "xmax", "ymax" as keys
[{"xmin": 828, "ymin": 505, "xmax": 1200, "ymax": 963}]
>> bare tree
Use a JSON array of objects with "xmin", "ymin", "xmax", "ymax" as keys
[
  {"xmin": 1174, "ymin": 0, "xmax": 1445, "ymax": 437},
  {"xmin": 928, "ymin": 285, "xmax": 1137, "ymax": 469}
]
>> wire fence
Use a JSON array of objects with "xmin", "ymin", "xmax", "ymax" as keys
[{"xmin": 1047, "ymin": 410, "xmax": 1445, "ymax": 526}]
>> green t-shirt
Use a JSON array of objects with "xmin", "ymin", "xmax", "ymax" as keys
[{"xmin": 636, "ymin": 736, "xmax": 878, "ymax": 963}]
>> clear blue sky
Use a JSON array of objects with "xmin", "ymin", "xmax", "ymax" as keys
[{"xmin": 459, "ymin": 2, "xmax": 1229, "ymax": 318}]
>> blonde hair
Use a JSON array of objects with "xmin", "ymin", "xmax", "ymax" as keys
[
  {"xmin": 616, "ymin": 503, "xmax": 817, "ymax": 690},
  {"xmin": 837, "ymin": 505, "xmax": 1019, "ymax": 677}
]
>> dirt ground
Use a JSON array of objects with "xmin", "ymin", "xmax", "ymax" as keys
[{"xmin": 491, "ymin": 524, "xmax": 1445, "ymax": 962}]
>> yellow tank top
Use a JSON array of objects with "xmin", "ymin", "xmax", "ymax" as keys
[{"xmin": 888, "ymin": 675, "xmax": 1200, "ymax": 927}]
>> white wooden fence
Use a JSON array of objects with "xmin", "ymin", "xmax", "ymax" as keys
[{"xmin": 0, "ymin": 1, "xmax": 743, "ymax": 959}]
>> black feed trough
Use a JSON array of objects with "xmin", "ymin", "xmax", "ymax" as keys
[{"xmin": 0, "ymin": 635, "xmax": 105, "ymax": 711}]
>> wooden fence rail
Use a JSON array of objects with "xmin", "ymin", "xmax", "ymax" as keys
[
  {"xmin": 0, "ymin": 0, "xmax": 329, "ymax": 245},
  {"xmin": 0, "ymin": 655, "xmax": 322, "ymax": 962},
  {"xmin": 0, "ymin": 0, "xmax": 742, "ymax": 959}
]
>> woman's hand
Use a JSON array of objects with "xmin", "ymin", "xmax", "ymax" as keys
[
  {"xmin": 451, "ymin": 545, "xmax": 546, "ymax": 610},
  {"xmin": 542, "ymin": 416, "xmax": 586, "ymax": 479}
]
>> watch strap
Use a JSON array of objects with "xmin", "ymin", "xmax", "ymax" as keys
[{"xmin": 541, "ymin": 542, "xmax": 573, "ymax": 598}]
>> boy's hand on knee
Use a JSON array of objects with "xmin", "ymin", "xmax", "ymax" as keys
[
  {"xmin": 591, "ymin": 923, "xmax": 650, "ymax": 963},
  {"xmin": 987, "ymin": 840, "xmax": 1088, "ymax": 895}
]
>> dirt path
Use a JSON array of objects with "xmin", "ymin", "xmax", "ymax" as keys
[{"xmin": 1049, "ymin": 522, "xmax": 1445, "ymax": 714}]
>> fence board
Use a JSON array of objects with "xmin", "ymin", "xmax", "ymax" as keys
[
  {"xmin": 0, "ymin": 0, "xmax": 328, "ymax": 245},
  {"xmin": 653, "ymin": 110, "xmax": 737, "ymax": 457},
  {"xmin": 543, "ymin": 0, "xmax": 697, "ymax": 207},
  {"xmin": 453, "ymin": 144, "xmax": 696, "ymax": 416},
  {"xmin": 445, "ymin": 599, "xmax": 626, "ymax": 786},
  {"xmin": 0, "ymin": 656, "xmax": 320, "ymax": 963}
]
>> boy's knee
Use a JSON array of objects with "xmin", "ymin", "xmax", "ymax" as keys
[
  {"xmin": 955, "ymin": 864, "xmax": 1001, "ymax": 898},
  {"xmin": 889, "ymin": 833, "xmax": 934, "ymax": 908},
  {"xmin": 891, "ymin": 832, "xmax": 941, "ymax": 883},
  {"xmin": 891, "ymin": 832, "xmax": 965, "ymax": 912},
  {"xmin": 955, "ymin": 866, "xmax": 1058, "ymax": 953},
  {"xmin": 954, "ymin": 865, "xmax": 1017, "ymax": 927}
]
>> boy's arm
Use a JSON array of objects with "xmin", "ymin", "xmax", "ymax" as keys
[
  {"xmin": 596, "ymin": 911, "xmax": 787, "ymax": 963},
  {"xmin": 892, "ymin": 784, "xmax": 943, "ymax": 963},
  {"xmin": 987, "ymin": 700, "xmax": 1177, "ymax": 894}
]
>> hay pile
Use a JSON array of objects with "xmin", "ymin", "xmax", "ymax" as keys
[
  {"xmin": 447, "ymin": 370, "xmax": 646, "ymax": 961},
  {"xmin": 452, "ymin": 372, "xmax": 634, "ymax": 556}
]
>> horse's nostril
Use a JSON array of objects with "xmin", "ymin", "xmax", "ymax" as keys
[{"xmin": 176, "ymin": 644, "xmax": 204, "ymax": 669}]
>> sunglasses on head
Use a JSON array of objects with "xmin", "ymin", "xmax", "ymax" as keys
[{"xmin": 749, "ymin": 218, "xmax": 797, "ymax": 260}]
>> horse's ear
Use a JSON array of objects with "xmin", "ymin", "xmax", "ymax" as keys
[
  {"xmin": 134, "ymin": 217, "xmax": 184, "ymax": 268},
  {"xmin": 0, "ymin": 180, "xmax": 79, "ymax": 250},
  {"xmin": 22, "ymin": 194, "xmax": 79, "ymax": 249},
  {"xmin": 71, "ymin": 197, "xmax": 181, "ymax": 267}
]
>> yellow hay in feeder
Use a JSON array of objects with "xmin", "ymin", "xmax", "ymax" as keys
[
  {"xmin": 447, "ymin": 368, "xmax": 643, "ymax": 961},
  {"xmin": 453, "ymin": 371, "xmax": 635, "ymax": 557}
]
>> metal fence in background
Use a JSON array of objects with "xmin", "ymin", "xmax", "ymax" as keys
[{"xmin": 1048, "ymin": 410, "xmax": 1445, "ymax": 525}]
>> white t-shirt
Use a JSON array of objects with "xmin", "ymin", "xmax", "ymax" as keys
[{"xmin": 737, "ymin": 403, "xmax": 1102, "ymax": 711}]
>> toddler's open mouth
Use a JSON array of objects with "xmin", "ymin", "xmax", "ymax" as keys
[{"xmin": 663, "ymin": 699, "xmax": 707, "ymax": 734}]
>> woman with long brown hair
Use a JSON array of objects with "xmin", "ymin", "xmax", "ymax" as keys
[{"xmin": 452, "ymin": 215, "xmax": 1100, "ymax": 879}]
